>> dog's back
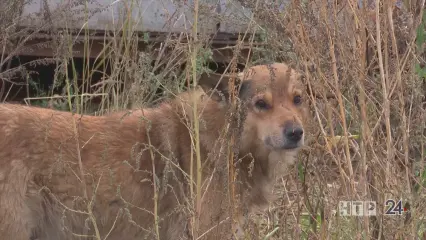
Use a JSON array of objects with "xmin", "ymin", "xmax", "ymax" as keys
[{"xmin": 0, "ymin": 102, "xmax": 190, "ymax": 239}]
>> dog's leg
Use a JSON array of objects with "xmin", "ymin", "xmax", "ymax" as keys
[
  {"xmin": 231, "ymin": 215, "xmax": 247, "ymax": 240},
  {"xmin": 233, "ymin": 225, "xmax": 245, "ymax": 239},
  {"xmin": 0, "ymin": 160, "xmax": 36, "ymax": 239}
]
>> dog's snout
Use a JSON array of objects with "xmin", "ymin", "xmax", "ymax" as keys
[{"xmin": 283, "ymin": 123, "xmax": 304, "ymax": 143}]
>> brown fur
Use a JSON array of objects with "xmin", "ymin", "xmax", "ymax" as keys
[{"xmin": 0, "ymin": 63, "xmax": 308, "ymax": 240}]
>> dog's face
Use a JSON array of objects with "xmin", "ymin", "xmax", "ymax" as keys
[
  {"xmin": 241, "ymin": 63, "xmax": 307, "ymax": 151},
  {"xmin": 199, "ymin": 63, "xmax": 308, "ymax": 152}
]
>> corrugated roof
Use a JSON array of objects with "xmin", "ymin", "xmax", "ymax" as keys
[{"xmin": 19, "ymin": 0, "xmax": 264, "ymax": 34}]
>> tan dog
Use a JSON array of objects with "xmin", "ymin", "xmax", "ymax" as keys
[{"xmin": 0, "ymin": 62, "xmax": 308, "ymax": 240}]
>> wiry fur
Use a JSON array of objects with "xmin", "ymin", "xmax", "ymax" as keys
[{"xmin": 0, "ymin": 63, "xmax": 308, "ymax": 240}]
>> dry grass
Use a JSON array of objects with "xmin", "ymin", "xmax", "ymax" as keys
[{"xmin": 1, "ymin": 0, "xmax": 425, "ymax": 239}]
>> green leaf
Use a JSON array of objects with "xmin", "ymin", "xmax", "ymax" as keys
[
  {"xmin": 416, "ymin": 12, "xmax": 426, "ymax": 49},
  {"xmin": 415, "ymin": 64, "xmax": 426, "ymax": 78},
  {"xmin": 316, "ymin": 213, "xmax": 322, "ymax": 226},
  {"xmin": 143, "ymin": 32, "xmax": 150, "ymax": 43}
]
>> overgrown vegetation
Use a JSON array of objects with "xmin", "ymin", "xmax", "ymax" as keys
[{"xmin": 1, "ymin": 0, "xmax": 425, "ymax": 239}]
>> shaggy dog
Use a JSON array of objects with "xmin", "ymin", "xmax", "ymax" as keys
[{"xmin": 0, "ymin": 62, "xmax": 308, "ymax": 240}]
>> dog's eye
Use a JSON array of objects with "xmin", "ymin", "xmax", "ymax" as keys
[
  {"xmin": 293, "ymin": 95, "xmax": 302, "ymax": 105},
  {"xmin": 254, "ymin": 99, "xmax": 269, "ymax": 109}
]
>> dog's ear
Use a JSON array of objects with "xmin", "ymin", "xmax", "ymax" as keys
[{"xmin": 198, "ymin": 72, "xmax": 251, "ymax": 102}]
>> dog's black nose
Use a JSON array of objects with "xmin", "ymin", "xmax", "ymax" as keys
[{"xmin": 284, "ymin": 123, "xmax": 304, "ymax": 143}]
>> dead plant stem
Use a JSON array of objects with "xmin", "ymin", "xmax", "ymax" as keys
[
  {"xmin": 322, "ymin": 1, "xmax": 355, "ymax": 196},
  {"xmin": 190, "ymin": 0, "xmax": 202, "ymax": 237},
  {"xmin": 64, "ymin": 59, "xmax": 101, "ymax": 240}
]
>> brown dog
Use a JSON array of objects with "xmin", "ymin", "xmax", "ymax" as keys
[{"xmin": 0, "ymin": 62, "xmax": 308, "ymax": 240}]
